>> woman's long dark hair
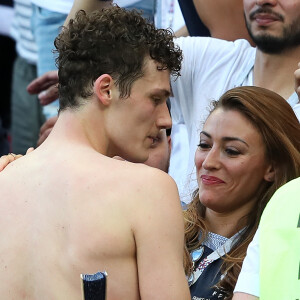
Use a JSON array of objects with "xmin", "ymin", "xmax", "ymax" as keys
[{"xmin": 184, "ymin": 86, "xmax": 300, "ymax": 299}]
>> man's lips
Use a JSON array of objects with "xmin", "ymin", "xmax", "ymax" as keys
[
  {"xmin": 250, "ymin": 8, "xmax": 283, "ymax": 26},
  {"xmin": 200, "ymin": 175, "xmax": 225, "ymax": 185},
  {"xmin": 253, "ymin": 14, "xmax": 281, "ymax": 26}
]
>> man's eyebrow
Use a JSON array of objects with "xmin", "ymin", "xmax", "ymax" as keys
[
  {"xmin": 200, "ymin": 131, "xmax": 249, "ymax": 146},
  {"xmin": 150, "ymin": 88, "xmax": 171, "ymax": 98}
]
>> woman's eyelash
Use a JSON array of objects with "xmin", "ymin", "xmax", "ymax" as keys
[
  {"xmin": 225, "ymin": 148, "xmax": 241, "ymax": 155},
  {"xmin": 197, "ymin": 142, "xmax": 210, "ymax": 149}
]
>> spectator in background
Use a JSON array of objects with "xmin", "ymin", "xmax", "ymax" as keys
[
  {"xmin": 30, "ymin": 0, "xmax": 73, "ymax": 120},
  {"xmin": 10, "ymin": 0, "xmax": 45, "ymax": 154}
]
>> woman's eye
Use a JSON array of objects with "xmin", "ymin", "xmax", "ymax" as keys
[
  {"xmin": 197, "ymin": 142, "xmax": 210, "ymax": 149},
  {"xmin": 225, "ymin": 148, "xmax": 240, "ymax": 156}
]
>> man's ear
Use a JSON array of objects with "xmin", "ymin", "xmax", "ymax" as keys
[
  {"xmin": 264, "ymin": 164, "xmax": 276, "ymax": 182},
  {"xmin": 93, "ymin": 74, "xmax": 114, "ymax": 106}
]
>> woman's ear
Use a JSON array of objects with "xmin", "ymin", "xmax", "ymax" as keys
[
  {"xmin": 264, "ymin": 163, "xmax": 276, "ymax": 182},
  {"xmin": 93, "ymin": 74, "xmax": 113, "ymax": 106}
]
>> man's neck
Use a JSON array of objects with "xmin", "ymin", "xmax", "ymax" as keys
[
  {"xmin": 253, "ymin": 46, "xmax": 300, "ymax": 100},
  {"xmin": 44, "ymin": 108, "xmax": 109, "ymax": 156}
]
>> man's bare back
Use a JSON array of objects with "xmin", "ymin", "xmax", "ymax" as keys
[{"xmin": 0, "ymin": 129, "xmax": 188, "ymax": 299}]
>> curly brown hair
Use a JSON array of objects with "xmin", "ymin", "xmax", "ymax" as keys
[
  {"xmin": 54, "ymin": 6, "xmax": 182, "ymax": 111},
  {"xmin": 184, "ymin": 86, "xmax": 300, "ymax": 299}
]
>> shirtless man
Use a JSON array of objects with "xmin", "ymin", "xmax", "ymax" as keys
[{"xmin": 0, "ymin": 7, "xmax": 190, "ymax": 300}]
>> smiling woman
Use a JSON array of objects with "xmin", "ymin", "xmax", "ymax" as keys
[{"xmin": 184, "ymin": 86, "xmax": 300, "ymax": 299}]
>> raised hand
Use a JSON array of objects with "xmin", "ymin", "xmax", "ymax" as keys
[{"xmin": 27, "ymin": 70, "xmax": 59, "ymax": 106}]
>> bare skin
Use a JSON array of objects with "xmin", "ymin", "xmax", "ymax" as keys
[
  {"xmin": 253, "ymin": 45, "xmax": 300, "ymax": 100},
  {"xmin": 0, "ymin": 140, "xmax": 186, "ymax": 300},
  {"xmin": 0, "ymin": 60, "xmax": 190, "ymax": 300}
]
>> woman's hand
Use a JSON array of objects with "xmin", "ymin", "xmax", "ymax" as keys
[{"xmin": 0, "ymin": 147, "xmax": 34, "ymax": 172}]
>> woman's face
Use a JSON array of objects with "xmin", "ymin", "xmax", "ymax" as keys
[{"xmin": 195, "ymin": 108, "xmax": 274, "ymax": 214}]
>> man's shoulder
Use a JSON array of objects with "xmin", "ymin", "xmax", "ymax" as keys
[
  {"xmin": 116, "ymin": 161, "xmax": 180, "ymax": 205},
  {"xmin": 89, "ymin": 157, "xmax": 178, "ymax": 196},
  {"xmin": 120, "ymin": 161, "xmax": 177, "ymax": 192}
]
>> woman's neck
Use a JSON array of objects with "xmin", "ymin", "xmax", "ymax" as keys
[{"xmin": 204, "ymin": 208, "xmax": 249, "ymax": 238}]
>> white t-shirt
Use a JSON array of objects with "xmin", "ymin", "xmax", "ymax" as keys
[
  {"xmin": 10, "ymin": 0, "xmax": 38, "ymax": 63},
  {"xmin": 234, "ymin": 229, "xmax": 260, "ymax": 297}
]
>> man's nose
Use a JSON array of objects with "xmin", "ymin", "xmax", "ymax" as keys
[
  {"xmin": 156, "ymin": 102, "xmax": 172, "ymax": 130},
  {"xmin": 255, "ymin": 0, "xmax": 277, "ymax": 7}
]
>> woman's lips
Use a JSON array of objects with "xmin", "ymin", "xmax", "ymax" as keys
[{"xmin": 200, "ymin": 175, "xmax": 225, "ymax": 185}]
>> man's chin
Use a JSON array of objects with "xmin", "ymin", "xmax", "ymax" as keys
[
  {"xmin": 249, "ymin": 32, "xmax": 288, "ymax": 53},
  {"xmin": 121, "ymin": 153, "xmax": 149, "ymax": 164}
]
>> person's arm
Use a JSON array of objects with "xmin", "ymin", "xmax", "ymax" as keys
[
  {"xmin": 132, "ymin": 169, "xmax": 190, "ymax": 300},
  {"xmin": 64, "ymin": 0, "xmax": 113, "ymax": 26},
  {"xmin": 174, "ymin": 25, "xmax": 189, "ymax": 38},
  {"xmin": 192, "ymin": 0, "xmax": 254, "ymax": 45}
]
